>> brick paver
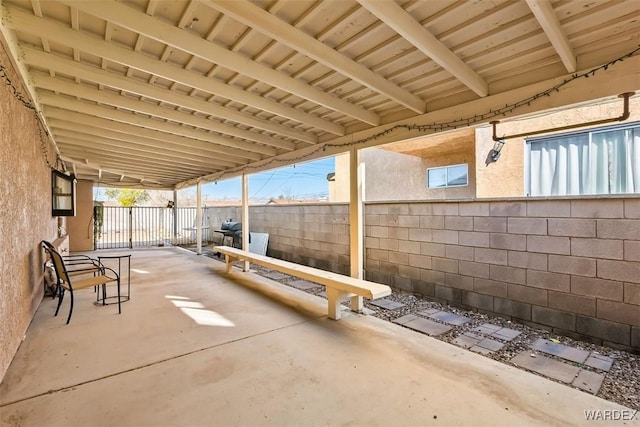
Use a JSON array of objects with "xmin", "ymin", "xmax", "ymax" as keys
[
  {"xmin": 530, "ymin": 338, "xmax": 590, "ymax": 364},
  {"xmin": 572, "ymin": 370, "xmax": 605, "ymax": 394},
  {"xmin": 369, "ymin": 298, "xmax": 406, "ymax": 310},
  {"xmin": 511, "ymin": 351, "xmax": 581, "ymax": 383},
  {"xmin": 287, "ymin": 279, "xmax": 322, "ymax": 291}
]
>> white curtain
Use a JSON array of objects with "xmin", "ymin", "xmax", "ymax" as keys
[
  {"xmin": 528, "ymin": 126, "xmax": 640, "ymax": 196},
  {"xmin": 592, "ymin": 127, "xmax": 640, "ymax": 193},
  {"xmin": 529, "ymin": 135, "xmax": 589, "ymax": 196}
]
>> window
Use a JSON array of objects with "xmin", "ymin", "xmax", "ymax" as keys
[
  {"xmin": 526, "ymin": 122, "xmax": 640, "ymax": 196},
  {"xmin": 427, "ymin": 164, "xmax": 468, "ymax": 188}
]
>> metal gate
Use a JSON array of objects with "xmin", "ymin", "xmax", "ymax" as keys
[{"xmin": 94, "ymin": 206, "xmax": 210, "ymax": 249}]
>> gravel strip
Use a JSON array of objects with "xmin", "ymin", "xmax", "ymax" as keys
[{"xmin": 195, "ymin": 247, "xmax": 639, "ymax": 411}]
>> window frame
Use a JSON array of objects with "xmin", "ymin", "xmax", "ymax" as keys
[
  {"xmin": 524, "ymin": 121, "xmax": 640, "ymax": 196},
  {"xmin": 426, "ymin": 163, "xmax": 469, "ymax": 189}
]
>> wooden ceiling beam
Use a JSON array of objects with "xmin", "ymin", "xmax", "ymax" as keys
[{"xmin": 358, "ymin": 0, "xmax": 488, "ymax": 98}]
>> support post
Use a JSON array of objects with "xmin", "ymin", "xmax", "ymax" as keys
[
  {"xmin": 349, "ymin": 148, "xmax": 365, "ymax": 312},
  {"xmin": 241, "ymin": 174, "xmax": 250, "ymax": 272},
  {"xmin": 172, "ymin": 190, "xmax": 178, "ymax": 241},
  {"xmin": 196, "ymin": 181, "xmax": 202, "ymax": 255}
]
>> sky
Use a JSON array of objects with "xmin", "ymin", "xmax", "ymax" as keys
[
  {"xmin": 200, "ymin": 156, "xmax": 335, "ymax": 201},
  {"xmin": 94, "ymin": 156, "xmax": 336, "ymax": 203}
]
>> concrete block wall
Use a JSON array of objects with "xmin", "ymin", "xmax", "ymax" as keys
[
  {"xmin": 207, "ymin": 203, "xmax": 351, "ymax": 275},
  {"xmin": 364, "ymin": 198, "xmax": 640, "ymax": 351},
  {"xmin": 250, "ymin": 203, "xmax": 351, "ymax": 275}
]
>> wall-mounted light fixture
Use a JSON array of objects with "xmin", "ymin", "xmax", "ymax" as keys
[{"xmin": 489, "ymin": 138, "xmax": 505, "ymax": 161}]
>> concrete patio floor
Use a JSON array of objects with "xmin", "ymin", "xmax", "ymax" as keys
[{"xmin": 0, "ymin": 247, "xmax": 632, "ymax": 427}]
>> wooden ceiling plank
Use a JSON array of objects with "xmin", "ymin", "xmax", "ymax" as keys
[
  {"xmin": 48, "ymin": 119, "xmax": 241, "ymax": 168},
  {"xmin": 38, "ymin": 97, "xmax": 265, "ymax": 162},
  {"xmin": 51, "ymin": 127, "xmax": 239, "ymax": 169},
  {"xmin": 21, "ymin": 46, "xmax": 317, "ymax": 144},
  {"xmin": 57, "ymin": 137, "xmax": 222, "ymax": 175},
  {"xmin": 2, "ymin": 5, "xmax": 345, "ymax": 136},
  {"xmin": 208, "ymin": 0, "xmax": 426, "ymax": 114},
  {"xmin": 60, "ymin": 0, "xmax": 380, "ymax": 126},
  {"xmin": 31, "ymin": 73, "xmax": 292, "ymax": 153},
  {"xmin": 61, "ymin": 155, "xmax": 166, "ymax": 186},
  {"xmin": 44, "ymin": 107, "xmax": 257, "ymax": 163},
  {"xmin": 357, "ymin": 0, "xmax": 488, "ymax": 98}
]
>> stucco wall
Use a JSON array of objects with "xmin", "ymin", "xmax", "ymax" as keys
[
  {"xmin": 332, "ymin": 142, "xmax": 477, "ymax": 202},
  {"xmin": 0, "ymin": 43, "xmax": 58, "ymax": 381},
  {"xmin": 364, "ymin": 197, "xmax": 640, "ymax": 351},
  {"xmin": 67, "ymin": 180, "xmax": 94, "ymax": 251},
  {"xmin": 475, "ymin": 96, "xmax": 640, "ymax": 198}
]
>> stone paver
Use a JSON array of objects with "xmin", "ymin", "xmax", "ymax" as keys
[
  {"xmin": 263, "ymin": 272, "xmax": 289, "ymax": 281},
  {"xmin": 287, "ymin": 279, "xmax": 322, "ymax": 291},
  {"xmin": 393, "ymin": 314, "xmax": 418, "ymax": 326},
  {"xmin": 452, "ymin": 332, "xmax": 483, "ymax": 349},
  {"xmin": 470, "ymin": 345, "xmax": 495, "ymax": 355},
  {"xmin": 492, "ymin": 328, "xmax": 521, "ymax": 342},
  {"xmin": 572, "ymin": 370, "xmax": 605, "ymax": 394},
  {"xmin": 427, "ymin": 310, "xmax": 471, "ymax": 326},
  {"xmin": 530, "ymin": 339, "xmax": 589, "ymax": 364},
  {"xmin": 474, "ymin": 323, "xmax": 502, "ymax": 335},
  {"xmin": 475, "ymin": 338, "xmax": 505, "ymax": 352},
  {"xmin": 417, "ymin": 308, "xmax": 441, "ymax": 316},
  {"xmin": 393, "ymin": 315, "xmax": 452, "ymax": 336},
  {"xmin": 369, "ymin": 298, "xmax": 406, "ymax": 310},
  {"xmin": 584, "ymin": 353, "xmax": 614, "ymax": 372},
  {"xmin": 511, "ymin": 351, "xmax": 581, "ymax": 384}
]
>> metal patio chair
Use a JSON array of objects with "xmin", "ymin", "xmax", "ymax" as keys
[{"xmin": 42, "ymin": 242, "xmax": 122, "ymax": 324}]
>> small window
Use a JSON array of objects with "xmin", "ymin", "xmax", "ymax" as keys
[{"xmin": 427, "ymin": 164, "xmax": 468, "ymax": 188}]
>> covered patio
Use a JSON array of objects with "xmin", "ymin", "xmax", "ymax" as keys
[
  {"xmin": 1, "ymin": 1, "xmax": 639, "ymax": 425},
  {"xmin": 0, "ymin": 247, "xmax": 630, "ymax": 426}
]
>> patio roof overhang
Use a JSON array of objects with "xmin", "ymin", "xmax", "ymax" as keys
[{"xmin": 0, "ymin": 0, "xmax": 638, "ymax": 190}]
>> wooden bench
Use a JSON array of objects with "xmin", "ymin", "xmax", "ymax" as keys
[{"xmin": 214, "ymin": 246, "xmax": 391, "ymax": 320}]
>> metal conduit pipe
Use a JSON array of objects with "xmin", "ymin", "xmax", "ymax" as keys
[{"xmin": 491, "ymin": 92, "xmax": 635, "ymax": 142}]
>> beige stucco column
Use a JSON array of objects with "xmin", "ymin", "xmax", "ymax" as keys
[{"xmin": 67, "ymin": 179, "xmax": 94, "ymax": 251}]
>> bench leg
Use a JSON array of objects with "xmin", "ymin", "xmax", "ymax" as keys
[
  {"xmin": 350, "ymin": 295, "xmax": 363, "ymax": 313},
  {"xmin": 326, "ymin": 288, "xmax": 350, "ymax": 320},
  {"xmin": 225, "ymin": 255, "xmax": 237, "ymax": 274}
]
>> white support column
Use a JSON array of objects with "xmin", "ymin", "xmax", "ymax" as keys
[
  {"xmin": 241, "ymin": 173, "xmax": 250, "ymax": 272},
  {"xmin": 349, "ymin": 148, "xmax": 365, "ymax": 313},
  {"xmin": 196, "ymin": 181, "xmax": 202, "ymax": 255},
  {"xmin": 172, "ymin": 189, "xmax": 178, "ymax": 240}
]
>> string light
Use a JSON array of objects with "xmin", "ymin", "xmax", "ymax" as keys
[
  {"xmin": 0, "ymin": 64, "xmax": 63, "ymax": 170},
  {"xmin": 206, "ymin": 44, "xmax": 640, "ymax": 182},
  {"xmin": 3, "ymin": 44, "xmax": 639, "ymax": 186}
]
